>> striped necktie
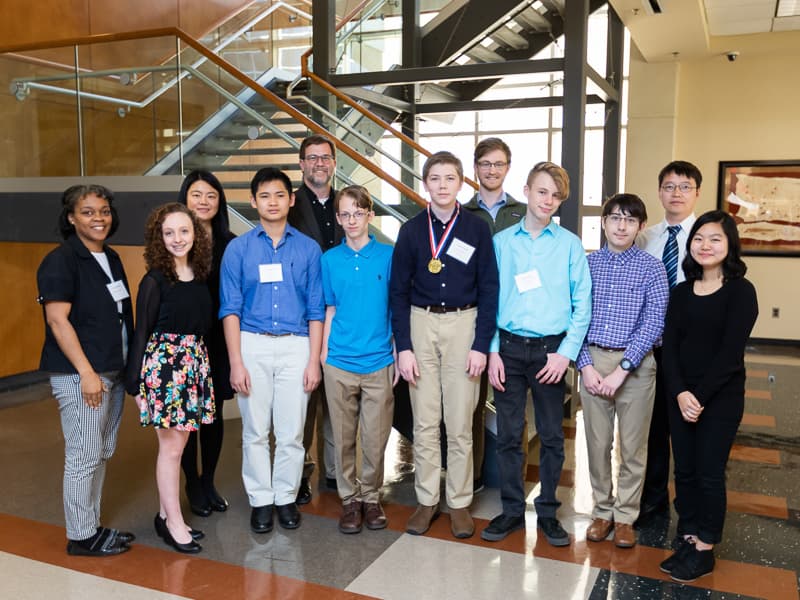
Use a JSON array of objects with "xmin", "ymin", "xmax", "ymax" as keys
[{"xmin": 662, "ymin": 225, "xmax": 681, "ymax": 288}]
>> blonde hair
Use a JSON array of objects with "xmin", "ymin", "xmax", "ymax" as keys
[{"xmin": 526, "ymin": 161, "xmax": 570, "ymax": 200}]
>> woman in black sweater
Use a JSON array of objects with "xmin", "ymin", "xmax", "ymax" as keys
[{"xmin": 659, "ymin": 210, "xmax": 758, "ymax": 582}]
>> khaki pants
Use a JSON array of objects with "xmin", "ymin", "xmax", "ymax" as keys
[
  {"xmin": 409, "ymin": 307, "xmax": 480, "ymax": 509},
  {"xmin": 581, "ymin": 347, "xmax": 657, "ymax": 524},
  {"xmin": 323, "ymin": 363, "xmax": 394, "ymax": 504}
]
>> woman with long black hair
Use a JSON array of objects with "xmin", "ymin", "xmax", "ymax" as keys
[{"xmin": 659, "ymin": 210, "xmax": 758, "ymax": 582}]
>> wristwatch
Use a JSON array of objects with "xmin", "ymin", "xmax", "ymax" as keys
[{"xmin": 620, "ymin": 358, "xmax": 635, "ymax": 372}]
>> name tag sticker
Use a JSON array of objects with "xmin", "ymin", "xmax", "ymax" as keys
[
  {"xmin": 515, "ymin": 269, "xmax": 542, "ymax": 293},
  {"xmin": 445, "ymin": 238, "xmax": 475, "ymax": 264},
  {"xmin": 259, "ymin": 263, "xmax": 283, "ymax": 283},
  {"xmin": 106, "ymin": 280, "xmax": 130, "ymax": 302}
]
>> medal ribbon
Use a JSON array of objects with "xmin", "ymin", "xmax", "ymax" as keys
[{"xmin": 427, "ymin": 204, "xmax": 460, "ymax": 260}]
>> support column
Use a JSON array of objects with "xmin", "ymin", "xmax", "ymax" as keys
[
  {"xmin": 401, "ymin": 0, "xmax": 421, "ymax": 197},
  {"xmin": 560, "ymin": 0, "xmax": 589, "ymax": 235},
  {"xmin": 602, "ymin": 4, "xmax": 624, "ymax": 202}
]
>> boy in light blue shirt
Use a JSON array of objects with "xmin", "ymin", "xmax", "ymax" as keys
[{"xmin": 321, "ymin": 185, "xmax": 396, "ymax": 534}]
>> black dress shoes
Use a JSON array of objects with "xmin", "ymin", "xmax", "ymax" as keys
[
  {"xmin": 204, "ymin": 485, "xmax": 229, "ymax": 512},
  {"xmin": 186, "ymin": 482, "xmax": 212, "ymax": 517},
  {"xmin": 325, "ymin": 477, "xmax": 339, "ymax": 492},
  {"xmin": 276, "ymin": 502, "xmax": 301, "ymax": 529},
  {"xmin": 66, "ymin": 528, "xmax": 130, "ymax": 557},
  {"xmin": 250, "ymin": 505, "xmax": 274, "ymax": 533},
  {"xmin": 161, "ymin": 524, "xmax": 202, "ymax": 554},
  {"xmin": 154, "ymin": 514, "xmax": 205, "ymax": 541},
  {"xmin": 97, "ymin": 527, "xmax": 136, "ymax": 545},
  {"xmin": 296, "ymin": 478, "xmax": 312, "ymax": 505}
]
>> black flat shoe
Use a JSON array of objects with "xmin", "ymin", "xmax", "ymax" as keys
[
  {"xmin": 154, "ymin": 514, "xmax": 205, "ymax": 541},
  {"xmin": 296, "ymin": 478, "xmax": 312, "ymax": 505},
  {"xmin": 162, "ymin": 522, "xmax": 202, "ymax": 554},
  {"xmin": 204, "ymin": 485, "xmax": 229, "ymax": 512},
  {"xmin": 250, "ymin": 505, "xmax": 274, "ymax": 534},
  {"xmin": 276, "ymin": 502, "xmax": 301, "ymax": 529},
  {"xmin": 186, "ymin": 482, "xmax": 212, "ymax": 517},
  {"xmin": 67, "ymin": 529, "xmax": 130, "ymax": 557}
]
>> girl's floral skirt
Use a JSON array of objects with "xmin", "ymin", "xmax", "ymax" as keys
[{"xmin": 136, "ymin": 332, "xmax": 215, "ymax": 431}]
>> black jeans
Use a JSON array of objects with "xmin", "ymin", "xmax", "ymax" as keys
[
  {"xmin": 668, "ymin": 388, "xmax": 743, "ymax": 544},
  {"xmin": 494, "ymin": 331, "xmax": 566, "ymax": 519}
]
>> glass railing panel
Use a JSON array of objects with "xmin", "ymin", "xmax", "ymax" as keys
[
  {"xmin": 0, "ymin": 47, "xmax": 81, "ymax": 177},
  {"xmin": 75, "ymin": 37, "xmax": 181, "ymax": 175}
]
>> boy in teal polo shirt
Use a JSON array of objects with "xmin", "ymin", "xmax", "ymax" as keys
[{"xmin": 321, "ymin": 185, "xmax": 396, "ymax": 534}]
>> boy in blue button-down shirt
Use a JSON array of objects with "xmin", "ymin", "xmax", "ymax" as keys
[
  {"xmin": 321, "ymin": 185, "xmax": 397, "ymax": 535},
  {"xmin": 220, "ymin": 167, "xmax": 324, "ymax": 533}
]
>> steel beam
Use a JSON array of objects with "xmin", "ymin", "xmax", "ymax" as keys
[
  {"xmin": 602, "ymin": 4, "xmax": 624, "ymax": 203},
  {"xmin": 416, "ymin": 94, "xmax": 605, "ymax": 114}
]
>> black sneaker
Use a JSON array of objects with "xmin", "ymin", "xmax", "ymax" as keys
[
  {"xmin": 659, "ymin": 536, "xmax": 694, "ymax": 574},
  {"xmin": 480, "ymin": 513, "xmax": 525, "ymax": 542},
  {"xmin": 537, "ymin": 517, "xmax": 570, "ymax": 547},
  {"xmin": 670, "ymin": 546, "xmax": 715, "ymax": 583}
]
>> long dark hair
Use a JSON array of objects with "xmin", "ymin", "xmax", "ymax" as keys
[
  {"xmin": 178, "ymin": 170, "xmax": 231, "ymax": 243},
  {"xmin": 682, "ymin": 210, "xmax": 747, "ymax": 282},
  {"xmin": 58, "ymin": 184, "xmax": 119, "ymax": 240}
]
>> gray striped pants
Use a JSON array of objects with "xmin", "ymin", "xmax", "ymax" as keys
[{"xmin": 50, "ymin": 372, "xmax": 125, "ymax": 540}]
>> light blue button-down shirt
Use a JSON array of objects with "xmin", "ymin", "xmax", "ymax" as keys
[
  {"xmin": 219, "ymin": 223, "xmax": 324, "ymax": 336},
  {"xmin": 477, "ymin": 192, "xmax": 508, "ymax": 222},
  {"xmin": 490, "ymin": 219, "xmax": 592, "ymax": 360}
]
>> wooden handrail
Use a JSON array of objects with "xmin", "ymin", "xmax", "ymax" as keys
[
  {"xmin": 300, "ymin": 6, "xmax": 480, "ymax": 192},
  {"xmin": 0, "ymin": 26, "xmax": 427, "ymax": 207}
]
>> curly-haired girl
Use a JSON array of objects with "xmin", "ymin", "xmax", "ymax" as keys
[{"xmin": 125, "ymin": 202, "xmax": 215, "ymax": 554}]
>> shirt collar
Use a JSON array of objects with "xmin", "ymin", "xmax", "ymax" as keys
[
  {"xmin": 515, "ymin": 217, "xmax": 558, "ymax": 238},
  {"xmin": 477, "ymin": 192, "xmax": 507, "ymax": 211},
  {"xmin": 256, "ymin": 222, "xmax": 296, "ymax": 246},
  {"xmin": 599, "ymin": 243, "xmax": 639, "ymax": 262},
  {"xmin": 658, "ymin": 213, "xmax": 696, "ymax": 236},
  {"xmin": 340, "ymin": 234, "xmax": 376, "ymax": 258}
]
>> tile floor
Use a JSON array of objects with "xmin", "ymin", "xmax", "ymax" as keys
[{"xmin": 0, "ymin": 345, "xmax": 797, "ymax": 599}]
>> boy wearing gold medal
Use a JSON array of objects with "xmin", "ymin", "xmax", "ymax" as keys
[{"xmin": 390, "ymin": 151, "xmax": 499, "ymax": 539}]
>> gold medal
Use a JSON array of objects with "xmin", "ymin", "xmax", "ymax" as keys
[{"xmin": 428, "ymin": 258, "xmax": 442, "ymax": 274}]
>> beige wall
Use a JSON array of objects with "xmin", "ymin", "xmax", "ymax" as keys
[{"xmin": 626, "ymin": 34, "xmax": 800, "ymax": 340}]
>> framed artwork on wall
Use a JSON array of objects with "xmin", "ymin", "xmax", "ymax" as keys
[{"xmin": 718, "ymin": 160, "xmax": 800, "ymax": 256}]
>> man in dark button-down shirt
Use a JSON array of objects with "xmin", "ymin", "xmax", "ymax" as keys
[
  {"xmin": 577, "ymin": 193, "xmax": 668, "ymax": 549},
  {"xmin": 287, "ymin": 134, "xmax": 344, "ymax": 504},
  {"xmin": 390, "ymin": 151, "xmax": 498, "ymax": 540}
]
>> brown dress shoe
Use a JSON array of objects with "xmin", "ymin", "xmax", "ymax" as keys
[
  {"xmin": 363, "ymin": 502, "xmax": 388, "ymax": 530},
  {"xmin": 449, "ymin": 508, "xmax": 474, "ymax": 539},
  {"xmin": 406, "ymin": 504, "xmax": 440, "ymax": 535},
  {"xmin": 338, "ymin": 501, "xmax": 363, "ymax": 534},
  {"xmin": 586, "ymin": 518, "xmax": 614, "ymax": 542},
  {"xmin": 614, "ymin": 523, "xmax": 636, "ymax": 548}
]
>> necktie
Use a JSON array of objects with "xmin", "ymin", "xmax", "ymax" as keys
[{"xmin": 662, "ymin": 225, "xmax": 681, "ymax": 288}]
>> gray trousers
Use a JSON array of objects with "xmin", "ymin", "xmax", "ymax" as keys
[{"xmin": 50, "ymin": 372, "xmax": 124, "ymax": 540}]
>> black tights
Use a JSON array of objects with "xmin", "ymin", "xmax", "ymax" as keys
[{"xmin": 181, "ymin": 398, "xmax": 224, "ymax": 490}]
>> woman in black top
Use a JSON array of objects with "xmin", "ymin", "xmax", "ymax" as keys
[
  {"xmin": 37, "ymin": 185, "xmax": 135, "ymax": 556},
  {"xmin": 177, "ymin": 170, "xmax": 236, "ymax": 516},
  {"xmin": 126, "ymin": 203, "xmax": 215, "ymax": 553},
  {"xmin": 659, "ymin": 210, "xmax": 758, "ymax": 582}
]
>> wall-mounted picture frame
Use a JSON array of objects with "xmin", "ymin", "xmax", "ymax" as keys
[{"xmin": 718, "ymin": 160, "xmax": 800, "ymax": 256}]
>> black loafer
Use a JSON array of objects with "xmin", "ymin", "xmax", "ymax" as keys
[
  {"xmin": 250, "ymin": 505, "xmax": 274, "ymax": 534},
  {"xmin": 204, "ymin": 485, "xmax": 229, "ymax": 512},
  {"xmin": 67, "ymin": 529, "xmax": 130, "ymax": 557},
  {"xmin": 154, "ymin": 514, "xmax": 204, "ymax": 541},
  {"xmin": 276, "ymin": 502, "xmax": 301, "ymax": 529},
  {"xmin": 97, "ymin": 527, "xmax": 136, "ymax": 545},
  {"xmin": 186, "ymin": 482, "xmax": 212, "ymax": 517},
  {"xmin": 296, "ymin": 478, "xmax": 312, "ymax": 505}
]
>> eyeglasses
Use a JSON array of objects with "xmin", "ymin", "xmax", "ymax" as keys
[
  {"xmin": 77, "ymin": 208, "xmax": 112, "ymax": 218},
  {"xmin": 605, "ymin": 213, "xmax": 639, "ymax": 226},
  {"xmin": 476, "ymin": 160, "xmax": 509, "ymax": 170},
  {"xmin": 661, "ymin": 183, "xmax": 696, "ymax": 194},
  {"xmin": 303, "ymin": 154, "xmax": 334, "ymax": 164},
  {"xmin": 337, "ymin": 211, "xmax": 369, "ymax": 221}
]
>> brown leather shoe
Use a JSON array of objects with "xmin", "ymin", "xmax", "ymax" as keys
[
  {"xmin": 363, "ymin": 502, "xmax": 388, "ymax": 530},
  {"xmin": 614, "ymin": 523, "xmax": 636, "ymax": 548},
  {"xmin": 586, "ymin": 518, "xmax": 614, "ymax": 542},
  {"xmin": 406, "ymin": 504, "xmax": 440, "ymax": 535},
  {"xmin": 450, "ymin": 508, "xmax": 474, "ymax": 539},
  {"xmin": 338, "ymin": 501, "xmax": 363, "ymax": 534}
]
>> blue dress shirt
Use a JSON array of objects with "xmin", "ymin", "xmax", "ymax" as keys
[
  {"xmin": 219, "ymin": 224, "xmax": 324, "ymax": 335},
  {"xmin": 490, "ymin": 219, "xmax": 592, "ymax": 360}
]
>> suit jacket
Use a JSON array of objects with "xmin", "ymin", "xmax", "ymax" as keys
[{"xmin": 288, "ymin": 183, "xmax": 344, "ymax": 251}]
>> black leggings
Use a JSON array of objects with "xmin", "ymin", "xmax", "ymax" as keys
[{"xmin": 181, "ymin": 396, "xmax": 224, "ymax": 488}]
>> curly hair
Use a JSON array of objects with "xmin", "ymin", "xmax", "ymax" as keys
[{"xmin": 143, "ymin": 203, "xmax": 212, "ymax": 283}]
